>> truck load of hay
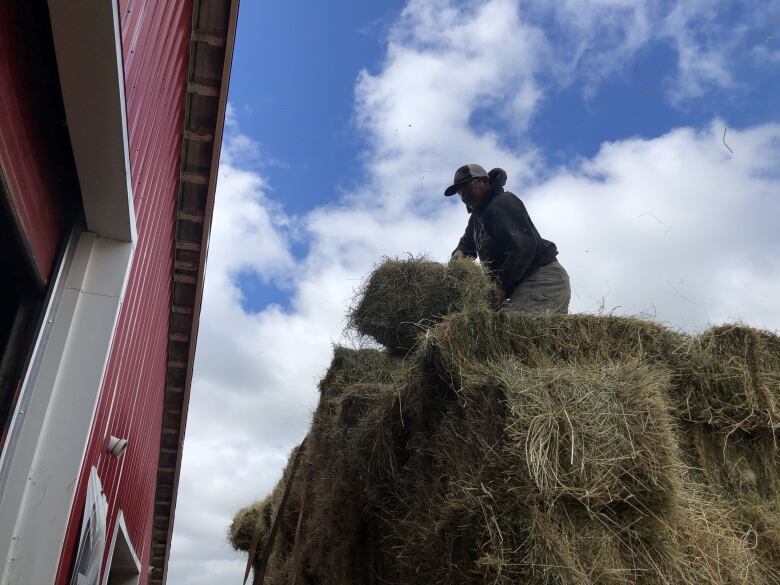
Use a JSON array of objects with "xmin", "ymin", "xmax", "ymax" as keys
[{"xmin": 230, "ymin": 258, "xmax": 780, "ymax": 585}]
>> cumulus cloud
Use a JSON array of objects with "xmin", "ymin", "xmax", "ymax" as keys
[
  {"xmin": 167, "ymin": 1, "xmax": 780, "ymax": 583},
  {"xmin": 530, "ymin": 121, "xmax": 780, "ymax": 330}
]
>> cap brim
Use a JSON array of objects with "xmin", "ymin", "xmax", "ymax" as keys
[{"xmin": 444, "ymin": 180, "xmax": 468, "ymax": 197}]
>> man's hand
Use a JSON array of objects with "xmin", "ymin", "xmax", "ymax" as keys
[
  {"xmin": 494, "ymin": 283, "xmax": 506, "ymax": 301},
  {"xmin": 486, "ymin": 282, "xmax": 506, "ymax": 310},
  {"xmin": 450, "ymin": 249, "xmax": 465, "ymax": 261}
]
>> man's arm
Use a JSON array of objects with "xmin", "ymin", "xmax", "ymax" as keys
[
  {"xmin": 451, "ymin": 214, "xmax": 478, "ymax": 259},
  {"xmin": 483, "ymin": 194, "xmax": 539, "ymax": 294}
]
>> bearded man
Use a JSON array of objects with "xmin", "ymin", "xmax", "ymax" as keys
[{"xmin": 445, "ymin": 164, "xmax": 571, "ymax": 313}]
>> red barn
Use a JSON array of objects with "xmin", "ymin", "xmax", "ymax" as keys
[{"xmin": 0, "ymin": 1, "xmax": 238, "ymax": 583}]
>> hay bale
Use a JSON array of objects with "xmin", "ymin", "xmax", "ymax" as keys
[
  {"xmin": 314, "ymin": 347, "xmax": 406, "ymax": 483},
  {"xmin": 237, "ymin": 336, "xmax": 780, "ymax": 584},
  {"xmin": 348, "ymin": 257, "xmax": 494, "ymax": 354},
  {"xmin": 418, "ymin": 309, "xmax": 684, "ymax": 387},
  {"xmin": 381, "ymin": 363, "xmax": 683, "ymax": 583},
  {"xmin": 677, "ymin": 325, "xmax": 780, "ymax": 431},
  {"xmin": 318, "ymin": 346, "xmax": 404, "ymax": 398},
  {"xmin": 229, "ymin": 445, "xmax": 307, "ymax": 585},
  {"xmin": 687, "ymin": 426, "xmax": 779, "ymax": 501},
  {"xmin": 281, "ymin": 349, "xmax": 405, "ymax": 584},
  {"xmin": 682, "ymin": 424, "xmax": 780, "ymax": 574},
  {"xmin": 491, "ymin": 360, "xmax": 681, "ymax": 509},
  {"xmin": 505, "ymin": 490, "xmax": 769, "ymax": 585},
  {"xmin": 229, "ymin": 497, "xmax": 274, "ymax": 552},
  {"xmin": 420, "ymin": 310, "xmax": 780, "ymax": 432}
]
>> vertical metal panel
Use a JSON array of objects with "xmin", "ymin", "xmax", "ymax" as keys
[
  {"xmin": 55, "ymin": 1, "xmax": 193, "ymax": 584},
  {"xmin": 0, "ymin": 4, "xmax": 72, "ymax": 284}
]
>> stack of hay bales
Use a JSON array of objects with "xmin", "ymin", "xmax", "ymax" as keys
[{"xmin": 230, "ymin": 258, "xmax": 780, "ymax": 585}]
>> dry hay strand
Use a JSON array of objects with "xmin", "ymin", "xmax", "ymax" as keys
[
  {"xmin": 733, "ymin": 501, "xmax": 780, "ymax": 575},
  {"xmin": 348, "ymin": 257, "xmax": 495, "ymax": 354},
  {"xmin": 676, "ymin": 324, "xmax": 780, "ymax": 432},
  {"xmin": 663, "ymin": 486, "xmax": 777, "ymax": 585},
  {"xmin": 487, "ymin": 360, "xmax": 682, "ymax": 510}
]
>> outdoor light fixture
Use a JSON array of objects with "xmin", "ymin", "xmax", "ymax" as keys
[{"xmin": 107, "ymin": 436, "xmax": 128, "ymax": 458}]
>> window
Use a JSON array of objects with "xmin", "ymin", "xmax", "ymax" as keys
[
  {"xmin": 70, "ymin": 467, "xmax": 108, "ymax": 585},
  {"xmin": 104, "ymin": 511, "xmax": 141, "ymax": 585},
  {"xmin": 0, "ymin": 185, "xmax": 44, "ymax": 450}
]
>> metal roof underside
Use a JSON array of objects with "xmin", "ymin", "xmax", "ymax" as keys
[{"xmin": 149, "ymin": 1, "xmax": 240, "ymax": 583}]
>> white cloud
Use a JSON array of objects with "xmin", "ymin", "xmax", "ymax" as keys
[
  {"xmin": 525, "ymin": 0, "xmax": 653, "ymax": 93},
  {"xmin": 523, "ymin": 0, "xmax": 774, "ymax": 104},
  {"xmin": 529, "ymin": 121, "xmax": 780, "ymax": 330},
  {"xmin": 167, "ymin": 1, "xmax": 780, "ymax": 584},
  {"xmin": 660, "ymin": 1, "xmax": 735, "ymax": 102}
]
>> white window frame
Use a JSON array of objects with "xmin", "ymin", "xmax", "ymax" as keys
[
  {"xmin": 70, "ymin": 467, "xmax": 108, "ymax": 585},
  {"xmin": 102, "ymin": 511, "xmax": 140, "ymax": 585}
]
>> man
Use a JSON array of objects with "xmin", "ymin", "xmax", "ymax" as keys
[{"xmin": 445, "ymin": 164, "xmax": 571, "ymax": 313}]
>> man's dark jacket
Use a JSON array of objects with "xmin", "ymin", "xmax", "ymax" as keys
[{"xmin": 453, "ymin": 168, "xmax": 558, "ymax": 296}]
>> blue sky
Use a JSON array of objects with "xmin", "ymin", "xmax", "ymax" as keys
[
  {"xmin": 231, "ymin": 1, "xmax": 779, "ymax": 203},
  {"xmin": 227, "ymin": 1, "xmax": 779, "ymax": 313},
  {"xmin": 229, "ymin": 1, "xmax": 404, "ymax": 212},
  {"xmin": 169, "ymin": 2, "xmax": 780, "ymax": 584},
  {"xmin": 229, "ymin": 1, "xmax": 404, "ymax": 310}
]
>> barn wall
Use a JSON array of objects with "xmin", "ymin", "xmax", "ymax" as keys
[{"xmin": 56, "ymin": 2, "xmax": 193, "ymax": 583}]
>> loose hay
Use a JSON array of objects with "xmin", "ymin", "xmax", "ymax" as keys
[{"xmin": 231, "ymin": 258, "xmax": 780, "ymax": 585}]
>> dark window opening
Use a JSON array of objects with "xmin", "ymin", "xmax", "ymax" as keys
[
  {"xmin": 0, "ymin": 0, "xmax": 82, "ymax": 451},
  {"xmin": 0, "ymin": 188, "xmax": 43, "ymax": 450}
]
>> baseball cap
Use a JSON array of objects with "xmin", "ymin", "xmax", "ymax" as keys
[{"xmin": 444, "ymin": 164, "xmax": 489, "ymax": 196}]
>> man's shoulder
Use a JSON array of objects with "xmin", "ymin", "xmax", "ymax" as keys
[{"xmin": 488, "ymin": 190, "xmax": 525, "ymax": 210}]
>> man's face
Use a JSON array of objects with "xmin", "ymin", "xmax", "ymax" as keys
[{"xmin": 458, "ymin": 177, "xmax": 488, "ymax": 209}]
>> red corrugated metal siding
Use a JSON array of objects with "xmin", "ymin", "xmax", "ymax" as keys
[
  {"xmin": 0, "ymin": 6, "xmax": 69, "ymax": 284},
  {"xmin": 55, "ymin": 1, "xmax": 192, "ymax": 583}
]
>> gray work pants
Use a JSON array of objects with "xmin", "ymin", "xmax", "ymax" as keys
[{"xmin": 506, "ymin": 260, "xmax": 571, "ymax": 314}]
